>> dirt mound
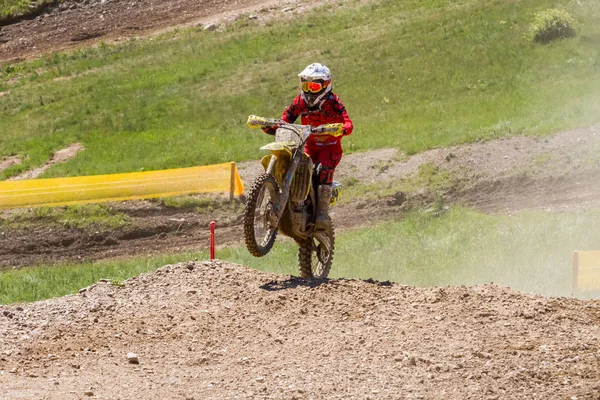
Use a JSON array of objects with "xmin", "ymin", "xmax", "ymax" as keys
[{"xmin": 0, "ymin": 260, "xmax": 598, "ymax": 399}]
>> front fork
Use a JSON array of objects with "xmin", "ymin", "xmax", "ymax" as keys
[{"xmin": 265, "ymin": 154, "xmax": 277, "ymax": 175}]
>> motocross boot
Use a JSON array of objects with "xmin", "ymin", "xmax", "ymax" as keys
[{"xmin": 315, "ymin": 184, "xmax": 332, "ymax": 231}]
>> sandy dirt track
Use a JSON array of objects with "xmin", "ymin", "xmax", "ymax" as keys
[{"xmin": 1, "ymin": 260, "xmax": 599, "ymax": 399}]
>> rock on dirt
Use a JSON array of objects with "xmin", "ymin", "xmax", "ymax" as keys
[
  {"xmin": 0, "ymin": 261, "xmax": 598, "ymax": 399},
  {"xmin": 127, "ymin": 352, "xmax": 139, "ymax": 364}
]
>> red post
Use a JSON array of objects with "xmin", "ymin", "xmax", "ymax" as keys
[{"xmin": 210, "ymin": 221, "xmax": 216, "ymax": 260}]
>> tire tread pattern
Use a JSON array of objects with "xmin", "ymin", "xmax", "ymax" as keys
[
  {"xmin": 243, "ymin": 173, "xmax": 278, "ymax": 257},
  {"xmin": 298, "ymin": 218, "xmax": 334, "ymax": 278}
]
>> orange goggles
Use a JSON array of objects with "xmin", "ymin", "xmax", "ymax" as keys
[{"xmin": 301, "ymin": 80, "xmax": 330, "ymax": 94}]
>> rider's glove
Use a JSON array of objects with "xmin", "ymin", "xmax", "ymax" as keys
[
  {"xmin": 262, "ymin": 127, "xmax": 276, "ymax": 135},
  {"xmin": 315, "ymin": 124, "xmax": 344, "ymax": 137}
]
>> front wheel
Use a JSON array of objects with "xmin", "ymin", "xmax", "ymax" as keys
[
  {"xmin": 298, "ymin": 218, "xmax": 335, "ymax": 278},
  {"xmin": 243, "ymin": 173, "xmax": 279, "ymax": 257}
]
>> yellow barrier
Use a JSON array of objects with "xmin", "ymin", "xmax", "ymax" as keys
[
  {"xmin": 572, "ymin": 251, "xmax": 600, "ymax": 294},
  {"xmin": 0, "ymin": 162, "xmax": 244, "ymax": 209}
]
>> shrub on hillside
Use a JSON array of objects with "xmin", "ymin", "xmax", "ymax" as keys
[
  {"xmin": 530, "ymin": 9, "xmax": 576, "ymax": 44},
  {"xmin": 0, "ymin": 0, "xmax": 30, "ymax": 19},
  {"xmin": 0, "ymin": 0, "xmax": 58, "ymax": 21}
]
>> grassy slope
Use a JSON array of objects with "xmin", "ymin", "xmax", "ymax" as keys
[{"xmin": 0, "ymin": 0, "xmax": 599, "ymax": 179}]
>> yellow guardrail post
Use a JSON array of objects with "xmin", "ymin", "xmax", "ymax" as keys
[
  {"xmin": 572, "ymin": 252, "xmax": 579, "ymax": 295},
  {"xmin": 572, "ymin": 250, "xmax": 600, "ymax": 295},
  {"xmin": 0, "ymin": 163, "xmax": 245, "ymax": 210}
]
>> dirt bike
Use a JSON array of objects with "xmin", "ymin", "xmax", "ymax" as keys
[{"xmin": 243, "ymin": 115, "xmax": 344, "ymax": 278}]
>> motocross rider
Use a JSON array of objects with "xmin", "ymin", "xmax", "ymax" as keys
[{"xmin": 264, "ymin": 63, "xmax": 353, "ymax": 231}]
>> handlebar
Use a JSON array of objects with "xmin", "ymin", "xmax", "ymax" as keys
[{"xmin": 247, "ymin": 115, "xmax": 344, "ymax": 137}]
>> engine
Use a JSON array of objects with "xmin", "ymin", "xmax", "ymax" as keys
[{"xmin": 289, "ymin": 156, "xmax": 313, "ymax": 203}]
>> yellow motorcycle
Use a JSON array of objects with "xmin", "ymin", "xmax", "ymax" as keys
[{"xmin": 243, "ymin": 115, "xmax": 343, "ymax": 278}]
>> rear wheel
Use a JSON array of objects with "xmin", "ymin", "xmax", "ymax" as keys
[
  {"xmin": 298, "ymin": 218, "xmax": 335, "ymax": 278},
  {"xmin": 243, "ymin": 173, "xmax": 279, "ymax": 257}
]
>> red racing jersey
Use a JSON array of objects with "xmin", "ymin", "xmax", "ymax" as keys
[{"xmin": 281, "ymin": 93, "xmax": 353, "ymax": 147}]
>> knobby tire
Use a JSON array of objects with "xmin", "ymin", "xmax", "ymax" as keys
[
  {"xmin": 243, "ymin": 173, "xmax": 279, "ymax": 257},
  {"xmin": 298, "ymin": 217, "xmax": 335, "ymax": 278}
]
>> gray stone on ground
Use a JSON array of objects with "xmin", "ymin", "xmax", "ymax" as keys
[{"xmin": 127, "ymin": 352, "xmax": 139, "ymax": 364}]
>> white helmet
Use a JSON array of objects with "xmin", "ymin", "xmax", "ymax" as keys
[{"xmin": 298, "ymin": 63, "xmax": 332, "ymax": 108}]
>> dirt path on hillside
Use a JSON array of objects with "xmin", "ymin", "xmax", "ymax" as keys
[
  {"xmin": 0, "ymin": 0, "xmax": 334, "ymax": 63},
  {"xmin": 1, "ymin": 125, "xmax": 600, "ymax": 269},
  {"xmin": 1, "ymin": 260, "xmax": 599, "ymax": 399}
]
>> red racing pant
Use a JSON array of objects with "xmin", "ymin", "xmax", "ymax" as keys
[{"xmin": 305, "ymin": 142, "xmax": 343, "ymax": 185}]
